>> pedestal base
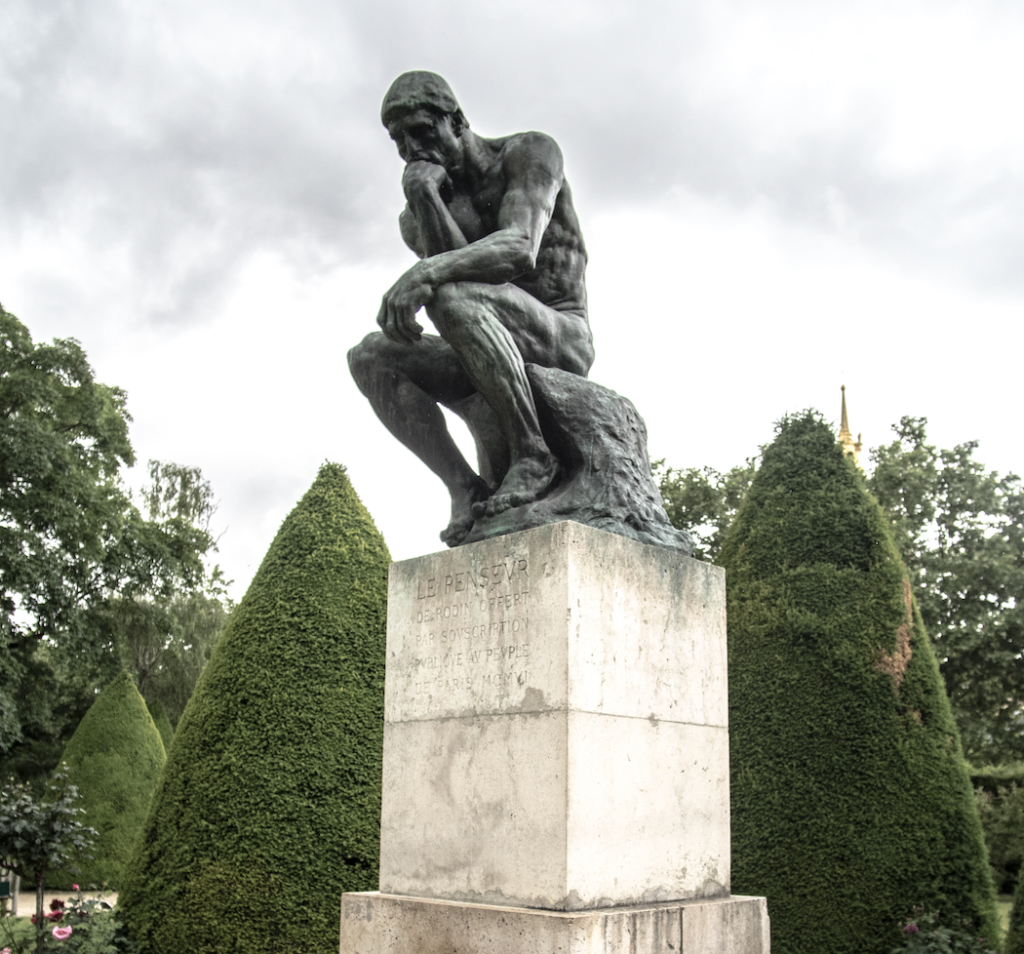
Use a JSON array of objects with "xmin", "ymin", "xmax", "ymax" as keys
[{"xmin": 340, "ymin": 892, "xmax": 770, "ymax": 954}]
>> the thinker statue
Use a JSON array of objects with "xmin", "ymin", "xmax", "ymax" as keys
[
  {"xmin": 350, "ymin": 72, "xmax": 692, "ymax": 555},
  {"xmin": 348, "ymin": 71, "xmax": 594, "ymax": 547}
]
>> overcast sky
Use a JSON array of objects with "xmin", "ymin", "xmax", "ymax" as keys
[{"xmin": 4, "ymin": 0, "xmax": 1023, "ymax": 599}]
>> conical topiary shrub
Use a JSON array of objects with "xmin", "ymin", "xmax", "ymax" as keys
[
  {"xmin": 721, "ymin": 411, "xmax": 999, "ymax": 954},
  {"xmin": 146, "ymin": 698, "xmax": 174, "ymax": 753},
  {"xmin": 118, "ymin": 463, "xmax": 390, "ymax": 954},
  {"xmin": 1007, "ymin": 876, "xmax": 1024, "ymax": 954},
  {"xmin": 49, "ymin": 670, "xmax": 166, "ymax": 890}
]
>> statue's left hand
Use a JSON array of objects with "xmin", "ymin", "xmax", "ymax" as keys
[{"xmin": 377, "ymin": 262, "xmax": 434, "ymax": 344}]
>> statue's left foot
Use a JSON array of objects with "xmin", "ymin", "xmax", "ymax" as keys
[{"xmin": 472, "ymin": 454, "xmax": 559, "ymax": 519}]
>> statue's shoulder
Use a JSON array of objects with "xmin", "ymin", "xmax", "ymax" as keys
[{"xmin": 498, "ymin": 130, "xmax": 564, "ymax": 179}]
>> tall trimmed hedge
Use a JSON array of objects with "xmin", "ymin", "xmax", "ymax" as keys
[
  {"xmin": 721, "ymin": 412, "xmax": 999, "ymax": 954},
  {"xmin": 50, "ymin": 670, "xmax": 166, "ymax": 890},
  {"xmin": 118, "ymin": 463, "xmax": 390, "ymax": 954}
]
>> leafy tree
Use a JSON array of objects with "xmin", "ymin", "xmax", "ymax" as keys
[
  {"xmin": 723, "ymin": 411, "xmax": 998, "ymax": 954},
  {"xmin": 95, "ymin": 586, "xmax": 230, "ymax": 731},
  {"xmin": 0, "ymin": 766, "xmax": 97, "ymax": 953},
  {"xmin": 49, "ymin": 671, "xmax": 166, "ymax": 891},
  {"xmin": 868, "ymin": 417, "xmax": 1024, "ymax": 763},
  {"xmin": 655, "ymin": 459, "xmax": 756, "ymax": 563},
  {"xmin": 0, "ymin": 305, "xmax": 226, "ymax": 783},
  {"xmin": 1, "ymin": 307, "xmax": 133, "ymax": 750},
  {"xmin": 119, "ymin": 463, "xmax": 390, "ymax": 954},
  {"xmin": 118, "ymin": 461, "xmax": 230, "ymax": 727}
]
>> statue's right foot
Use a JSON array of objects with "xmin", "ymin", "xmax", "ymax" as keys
[
  {"xmin": 472, "ymin": 453, "xmax": 559, "ymax": 519},
  {"xmin": 440, "ymin": 478, "xmax": 491, "ymax": 547}
]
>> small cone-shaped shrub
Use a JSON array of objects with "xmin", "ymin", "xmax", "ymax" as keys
[
  {"xmin": 118, "ymin": 463, "xmax": 390, "ymax": 954},
  {"xmin": 722, "ymin": 412, "xmax": 999, "ymax": 954},
  {"xmin": 1007, "ymin": 876, "xmax": 1024, "ymax": 954},
  {"xmin": 146, "ymin": 698, "xmax": 174, "ymax": 753},
  {"xmin": 50, "ymin": 670, "xmax": 166, "ymax": 890}
]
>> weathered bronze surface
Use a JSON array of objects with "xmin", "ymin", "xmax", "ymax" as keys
[{"xmin": 349, "ymin": 71, "xmax": 691, "ymax": 554}]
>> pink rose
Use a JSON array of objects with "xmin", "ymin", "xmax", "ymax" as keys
[
  {"xmin": 72, "ymin": 884, "xmax": 79, "ymax": 890},
  {"xmin": 52, "ymin": 925, "xmax": 73, "ymax": 941}
]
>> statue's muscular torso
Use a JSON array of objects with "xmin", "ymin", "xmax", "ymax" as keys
[{"xmin": 400, "ymin": 131, "xmax": 589, "ymax": 316}]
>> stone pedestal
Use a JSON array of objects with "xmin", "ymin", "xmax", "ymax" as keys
[
  {"xmin": 341, "ymin": 522, "xmax": 769, "ymax": 952},
  {"xmin": 341, "ymin": 893, "xmax": 770, "ymax": 954}
]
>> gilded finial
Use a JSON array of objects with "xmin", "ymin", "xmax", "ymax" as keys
[{"xmin": 838, "ymin": 385, "xmax": 862, "ymax": 468}]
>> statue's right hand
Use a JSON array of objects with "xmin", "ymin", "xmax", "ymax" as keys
[{"xmin": 403, "ymin": 160, "xmax": 453, "ymax": 204}]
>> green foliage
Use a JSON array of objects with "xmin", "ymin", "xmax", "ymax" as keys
[
  {"xmin": 0, "ymin": 766, "xmax": 97, "ymax": 952},
  {"xmin": 48, "ymin": 671, "xmax": 165, "ymax": 891},
  {"xmin": 118, "ymin": 463, "xmax": 390, "ymax": 954},
  {"xmin": 892, "ymin": 909, "xmax": 997, "ymax": 954},
  {"xmin": 98, "ymin": 461, "xmax": 230, "ymax": 729},
  {"xmin": 0, "ymin": 645, "xmax": 92, "ymax": 793},
  {"xmin": 722, "ymin": 411, "xmax": 999, "ymax": 954},
  {"xmin": 0, "ymin": 307, "xmax": 132, "ymax": 751},
  {"xmin": 0, "ymin": 886, "xmax": 137, "ymax": 954},
  {"xmin": 970, "ymin": 763, "xmax": 1024, "ymax": 796},
  {"xmin": 868, "ymin": 418, "xmax": 1024, "ymax": 764},
  {"xmin": 0, "ymin": 307, "xmax": 223, "ymax": 778},
  {"xmin": 95, "ymin": 587, "xmax": 229, "ymax": 731},
  {"xmin": 145, "ymin": 699, "xmax": 174, "ymax": 753},
  {"xmin": 655, "ymin": 458, "xmax": 756, "ymax": 562},
  {"xmin": 1007, "ymin": 867, "xmax": 1024, "ymax": 954},
  {"xmin": 971, "ymin": 765, "xmax": 1024, "ymax": 894}
]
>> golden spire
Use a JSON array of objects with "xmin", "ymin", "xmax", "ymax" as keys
[{"xmin": 838, "ymin": 385, "xmax": 863, "ymax": 468}]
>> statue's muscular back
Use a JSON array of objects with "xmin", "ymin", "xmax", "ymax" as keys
[{"xmin": 401, "ymin": 130, "xmax": 589, "ymax": 317}]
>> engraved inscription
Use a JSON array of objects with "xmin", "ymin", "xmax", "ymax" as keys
[
  {"xmin": 395, "ymin": 555, "xmax": 545, "ymax": 709},
  {"xmin": 416, "ymin": 558, "xmax": 529, "ymax": 600}
]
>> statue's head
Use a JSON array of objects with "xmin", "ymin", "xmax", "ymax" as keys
[{"xmin": 381, "ymin": 71, "xmax": 467, "ymax": 131}]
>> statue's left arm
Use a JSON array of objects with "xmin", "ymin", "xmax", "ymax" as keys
[{"xmin": 377, "ymin": 134, "xmax": 564, "ymax": 344}]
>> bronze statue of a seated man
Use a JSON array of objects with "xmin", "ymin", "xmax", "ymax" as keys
[{"xmin": 348, "ymin": 71, "xmax": 594, "ymax": 546}]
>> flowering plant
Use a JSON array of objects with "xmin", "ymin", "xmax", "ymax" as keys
[
  {"xmin": 29, "ymin": 900, "xmax": 65, "ymax": 926},
  {"xmin": 892, "ymin": 908, "xmax": 997, "ymax": 954},
  {"xmin": 0, "ymin": 886, "xmax": 135, "ymax": 953},
  {"xmin": 0, "ymin": 768, "xmax": 96, "ymax": 954}
]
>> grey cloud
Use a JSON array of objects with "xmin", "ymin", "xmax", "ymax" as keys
[{"xmin": 3, "ymin": 0, "xmax": 1023, "ymax": 331}]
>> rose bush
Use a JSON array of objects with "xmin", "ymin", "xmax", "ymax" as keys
[
  {"xmin": 0, "ymin": 887, "xmax": 134, "ymax": 953},
  {"xmin": 893, "ymin": 908, "xmax": 997, "ymax": 954}
]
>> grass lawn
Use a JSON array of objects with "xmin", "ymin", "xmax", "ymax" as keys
[{"xmin": 998, "ymin": 894, "xmax": 1014, "ymax": 935}]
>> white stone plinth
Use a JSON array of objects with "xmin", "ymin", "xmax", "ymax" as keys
[
  {"xmin": 340, "ymin": 892, "xmax": 770, "ymax": 954},
  {"xmin": 379, "ymin": 522, "xmax": 730, "ymax": 911}
]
